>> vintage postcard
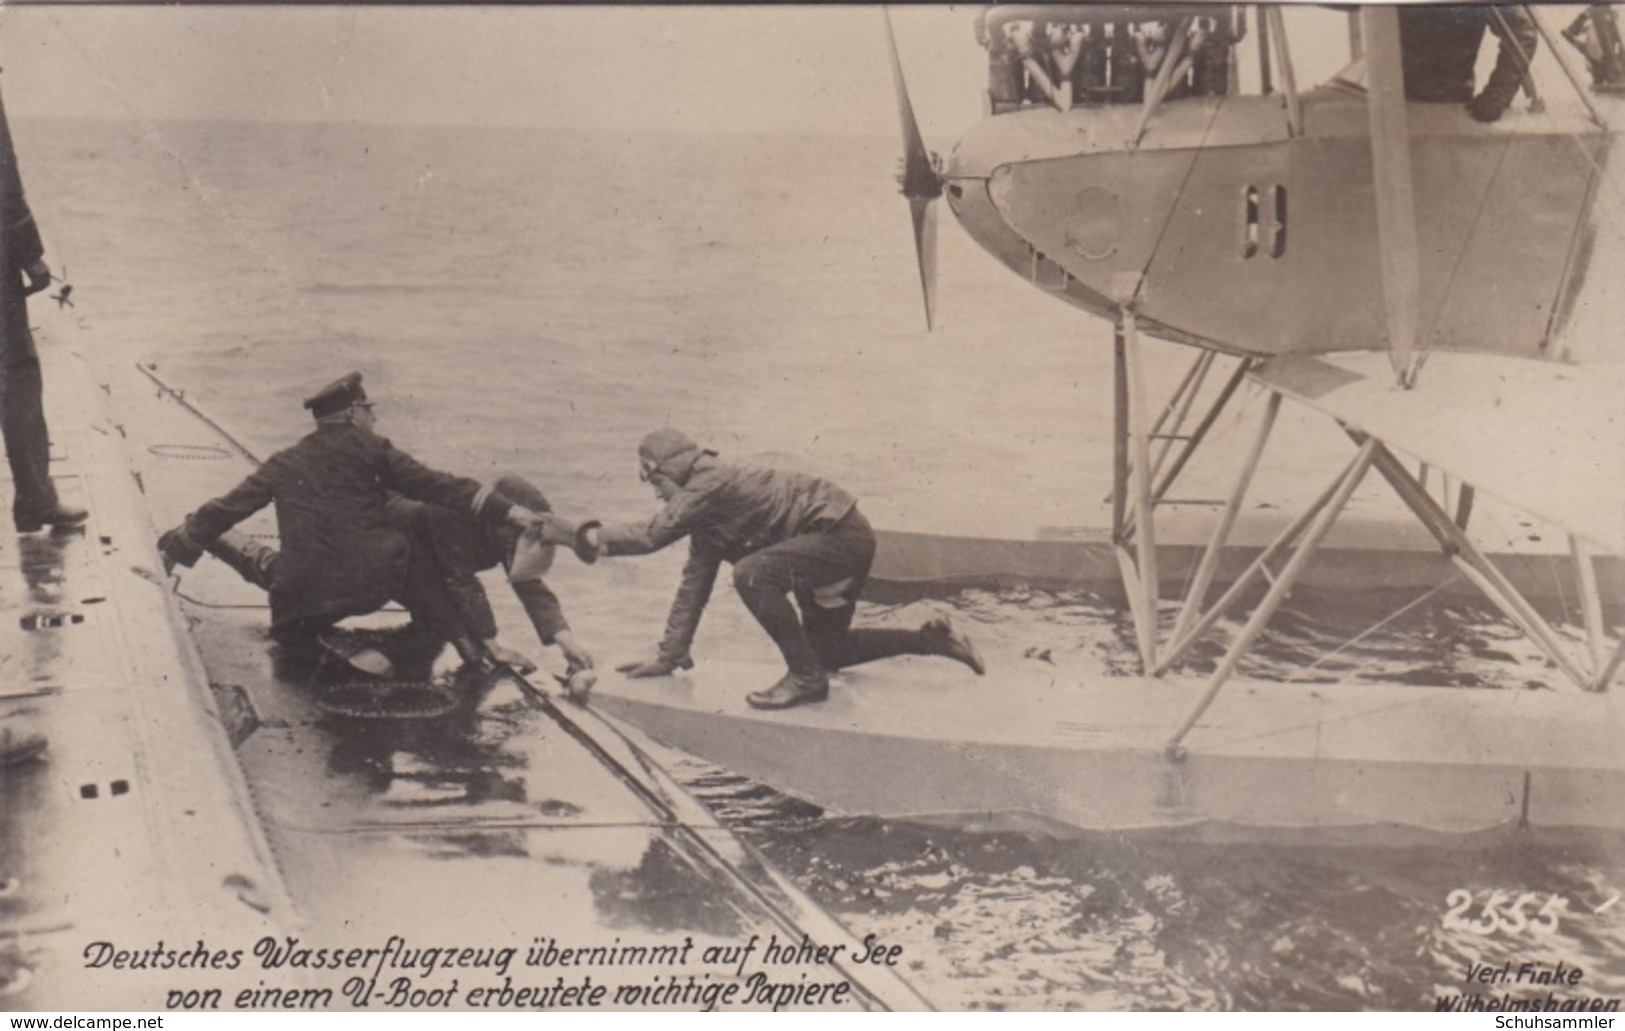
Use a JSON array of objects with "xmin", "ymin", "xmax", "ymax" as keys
[{"xmin": 0, "ymin": 3, "xmax": 1621, "ymax": 1015}]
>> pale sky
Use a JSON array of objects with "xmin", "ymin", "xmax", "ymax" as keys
[
  {"xmin": 0, "ymin": 5, "xmax": 993, "ymax": 138},
  {"xmin": 0, "ymin": 4, "xmax": 1376, "ymax": 139}
]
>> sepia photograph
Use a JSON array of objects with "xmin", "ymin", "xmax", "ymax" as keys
[{"xmin": 0, "ymin": 1, "xmax": 1621, "ymax": 1014}]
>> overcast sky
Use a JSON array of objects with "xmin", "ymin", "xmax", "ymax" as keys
[
  {"xmin": 0, "ymin": 6, "xmax": 998, "ymax": 138},
  {"xmin": 0, "ymin": 4, "xmax": 1383, "ymax": 139}
]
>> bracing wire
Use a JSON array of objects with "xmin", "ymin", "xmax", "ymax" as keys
[{"xmin": 1283, "ymin": 573, "xmax": 1462, "ymax": 684}]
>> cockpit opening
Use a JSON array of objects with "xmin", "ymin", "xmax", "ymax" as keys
[{"xmin": 976, "ymin": 5, "xmax": 1245, "ymax": 114}]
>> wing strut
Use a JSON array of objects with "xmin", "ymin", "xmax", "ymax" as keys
[{"xmin": 1360, "ymin": 6, "xmax": 1423, "ymax": 388}]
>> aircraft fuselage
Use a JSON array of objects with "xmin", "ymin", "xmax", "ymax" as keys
[{"xmin": 945, "ymin": 87, "xmax": 1614, "ymax": 359}]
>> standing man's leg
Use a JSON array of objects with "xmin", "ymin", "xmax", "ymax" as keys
[{"xmin": 0, "ymin": 343, "xmax": 78, "ymax": 532}]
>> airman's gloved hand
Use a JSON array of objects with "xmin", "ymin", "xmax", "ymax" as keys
[
  {"xmin": 527, "ymin": 514, "xmax": 601, "ymax": 565},
  {"xmin": 615, "ymin": 653, "xmax": 695, "ymax": 678},
  {"xmin": 571, "ymin": 520, "xmax": 602, "ymax": 565}
]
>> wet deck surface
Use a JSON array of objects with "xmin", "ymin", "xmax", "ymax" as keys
[
  {"xmin": 0, "ymin": 347, "xmax": 928, "ymax": 1011},
  {"xmin": 0, "ymin": 350, "xmax": 287, "ymax": 1008}
]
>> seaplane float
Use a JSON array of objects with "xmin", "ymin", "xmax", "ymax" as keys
[{"xmin": 586, "ymin": 4, "xmax": 1625, "ymax": 840}]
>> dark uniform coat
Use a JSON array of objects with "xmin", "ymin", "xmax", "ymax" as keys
[{"xmin": 182, "ymin": 423, "xmax": 509, "ymax": 633}]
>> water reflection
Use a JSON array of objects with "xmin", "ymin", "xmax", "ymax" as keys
[
  {"xmin": 672, "ymin": 581, "xmax": 1622, "ymax": 1009},
  {"xmin": 588, "ymin": 837, "xmax": 747, "ymax": 938}
]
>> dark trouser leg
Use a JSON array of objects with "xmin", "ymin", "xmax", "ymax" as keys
[
  {"xmin": 269, "ymin": 615, "xmax": 333, "ymax": 651},
  {"xmin": 394, "ymin": 540, "xmax": 476, "ymax": 654},
  {"xmin": 384, "ymin": 496, "xmax": 499, "ymax": 643},
  {"xmin": 732, "ymin": 510, "xmax": 876, "ymax": 677},
  {"xmin": 0, "ymin": 349, "xmax": 57, "ymax": 521},
  {"xmin": 812, "ymin": 623, "xmax": 939, "ymax": 670},
  {"xmin": 736, "ymin": 571, "xmax": 825, "ymax": 677},
  {"xmin": 796, "ymin": 512, "xmax": 936, "ymax": 669}
]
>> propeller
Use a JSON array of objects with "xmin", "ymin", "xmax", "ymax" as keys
[{"xmin": 884, "ymin": 8, "xmax": 945, "ymax": 330}]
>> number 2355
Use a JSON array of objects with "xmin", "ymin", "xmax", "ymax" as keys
[{"xmin": 1443, "ymin": 890, "xmax": 1568, "ymax": 936}]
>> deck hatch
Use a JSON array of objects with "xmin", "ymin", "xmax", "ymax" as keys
[
  {"xmin": 78, "ymin": 779, "xmax": 131, "ymax": 800},
  {"xmin": 19, "ymin": 612, "xmax": 86, "ymax": 631}
]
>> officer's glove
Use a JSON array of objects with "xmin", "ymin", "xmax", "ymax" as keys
[{"xmin": 158, "ymin": 524, "xmax": 205, "ymax": 572}]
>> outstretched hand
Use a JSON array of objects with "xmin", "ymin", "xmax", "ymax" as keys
[
  {"xmin": 486, "ymin": 641, "xmax": 537, "ymax": 675},
  {"xmin": 614, "ymin": 654, "xmax": 693, "ymax": 678},
  {"xmin": 616, "ymin": 657, "xmax": 674, "ymax": 678}
]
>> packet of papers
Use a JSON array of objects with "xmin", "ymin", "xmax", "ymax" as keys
[{"xmin": 507, "ymin": 526, "xmax": 556, "ymax": 582}]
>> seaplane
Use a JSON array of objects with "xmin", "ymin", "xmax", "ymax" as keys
[{"xmin": 587, "ymin": 5, "xmax": 1625, "ymax": 839}]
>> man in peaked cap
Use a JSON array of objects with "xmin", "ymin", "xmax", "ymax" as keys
[
  {"xmin": 158, "ymin": 371, "xmax": 544, "ymax": 673},
  {"xmin": 0, "ymin": 78, "xmax": 85, "ymax": 534},
  {"xmin": 575, "ymin": 427, "xmax": 984, "ymax": 711}
]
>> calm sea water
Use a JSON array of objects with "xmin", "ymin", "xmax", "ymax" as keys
[{"xmin": 17, "ymin": 117, "xmax": 1623, "ymax": 1010}]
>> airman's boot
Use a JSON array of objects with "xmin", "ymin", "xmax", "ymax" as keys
[
  {"xmin": 923, "ymin": 616, "xmax": 986, "ymax": 675},
  {"xmin": 15, "ymin": 505, "xmax": 87, "ymax": 534},
  {"xmin": 746, "ymin": 668, "xmax": 830, "ymax": 710}
]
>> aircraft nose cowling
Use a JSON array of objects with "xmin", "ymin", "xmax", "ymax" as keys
[{"xmin": 1062, "ymin": 185, "xmax": 1123, "ymax": 261}]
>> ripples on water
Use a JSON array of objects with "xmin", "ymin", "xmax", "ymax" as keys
[{"xmin": 678, "ymin": 586, "xmax": 1625, "ymax": 1011}]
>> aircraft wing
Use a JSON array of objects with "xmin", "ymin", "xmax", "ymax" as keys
[{"xmin": 1250, "ymin": 351, "xmax": 1625, "ymax": 558}]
